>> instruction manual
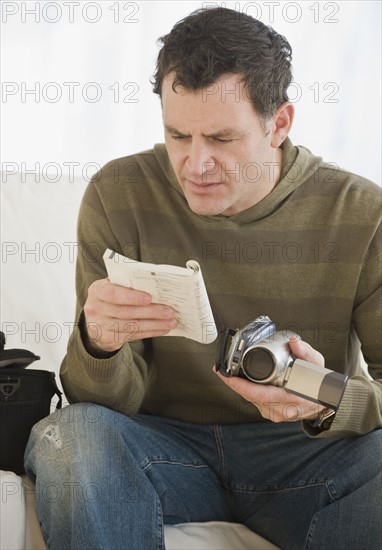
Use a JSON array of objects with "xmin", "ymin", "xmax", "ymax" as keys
[{"xmin": 103, "ymin": 249, "xmax": 217, "ymax": 344}]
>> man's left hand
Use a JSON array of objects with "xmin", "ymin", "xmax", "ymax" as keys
[{"xmin": 214, "ymin": 336, "xmax": 326, "ymax": 422}]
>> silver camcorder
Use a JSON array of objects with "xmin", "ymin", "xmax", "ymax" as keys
[{"xmin": 216, "ymin": 315, "xmax": 348, "ymax": 410}]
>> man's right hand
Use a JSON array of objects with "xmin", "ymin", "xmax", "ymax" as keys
[{"xmin": 83, "ymin": 278, "xmax": 178, "ymax": 353}]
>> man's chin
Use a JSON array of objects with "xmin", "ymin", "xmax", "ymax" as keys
[{"xmin": 186, "ymin": 199, "xmax": 226, "ymax": 217}]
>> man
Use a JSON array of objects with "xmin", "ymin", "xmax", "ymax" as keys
[{"xmin": 25, "ymin": 7, "xmax": 381, "ymax": 549}]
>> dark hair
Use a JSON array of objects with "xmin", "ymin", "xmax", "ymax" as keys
[{"xmin": 152, "ymin": 7, "xmax": 293, "ymax": 121}]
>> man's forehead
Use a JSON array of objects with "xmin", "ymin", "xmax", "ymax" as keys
[
  {"xmin": 160, "ymin": 72, "xmax": 264, "ymax": 134},
  {"xmin": 161, "ymin": 71, "xmax": 246, "ymax": 96}
]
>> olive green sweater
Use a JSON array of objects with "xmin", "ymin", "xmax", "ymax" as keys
[{"xmin": 60, "ymin": 138, "xmax": 382, "ymax": 438}]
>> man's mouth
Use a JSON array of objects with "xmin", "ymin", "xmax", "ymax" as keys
[{"xmin": 185, "ymin": 179, "xmax": 223, "ymax": 192}]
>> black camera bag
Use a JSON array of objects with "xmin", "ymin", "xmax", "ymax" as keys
[{"xmin": 0, "ymin": 332, "xmax": 62, "ymax": 474}]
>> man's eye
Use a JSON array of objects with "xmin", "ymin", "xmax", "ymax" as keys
[{"xmin": 170, "ymin": 135, "xmax": 234, "ymax": 143}]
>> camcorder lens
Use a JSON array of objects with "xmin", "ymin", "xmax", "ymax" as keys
[{"xmin": 242, "ymin": 348, "xmax": 275, "ymax": 381}]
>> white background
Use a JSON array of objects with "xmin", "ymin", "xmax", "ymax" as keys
[{"xmin": 1, "ymin": 0, "xmax": 381, "ymax": 183}]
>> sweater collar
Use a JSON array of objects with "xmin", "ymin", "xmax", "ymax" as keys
[{"xmin": 153, "ymin": 137, "xmax": 322, "ymax": 224}]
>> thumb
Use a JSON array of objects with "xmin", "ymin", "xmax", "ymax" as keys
[{"xmin": 288, "ymin": 335, "xmax": 325, "ymax": 368}]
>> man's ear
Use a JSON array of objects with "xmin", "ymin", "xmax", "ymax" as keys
[{"xmin": 270, "ymin": 102, "xmax": 295, "ymax": 148}]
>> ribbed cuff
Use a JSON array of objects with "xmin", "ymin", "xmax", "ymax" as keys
[
  {"xmin": 302, "ymin": 378, "xmax": 370, "ymax": 438},
  {"xmin": 77, "ymin": 310, "xmax": 119, "ymax": 359},
  {"xmin": 71, "ymin": 316, "xmax": 130, "ymax": 383},
  {"xmin": 330, "ymin": 379, "xmax": 369, "ymax": 432}
]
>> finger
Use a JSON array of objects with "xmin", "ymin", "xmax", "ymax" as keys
[
  {"xmin": 105, "ymin": 318, "xmax": 178, "ymax": 336},
  {"xmin": 213, "ymin": 370, "xmax": 290, "ymax": 421},
  {"xmin": 213, "ymin": 367, "xmax": 325, "ymax": 422},
  {"xmin": 214, "ymin": 367, "xmax": 282, "ymax": 403},
  {"xmin": 87, "ymin": 319, "xmax": 178, "ymax": 349},
  {"xmin": 91, "ymin": 279, "xmax": 153, "ymax": 306},
  {"xmin": 124, "ymin": 328, "xmax": 177, "ymax": 342},
  {"xmin": 104, "ymin": 302, "xmax": 177, "ymax": 322},
  {"xmin": 288, "ymin": 336, "xmax": 325, "ymax": 367}
]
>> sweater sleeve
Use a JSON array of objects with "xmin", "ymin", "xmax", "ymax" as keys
[
  {"xmin": 304, "ymin": 221, "xmax": 382, "ymax": 438},
  {"xmin": 60, "ymin": 177, "xmax": 150, "ymax": 415}
]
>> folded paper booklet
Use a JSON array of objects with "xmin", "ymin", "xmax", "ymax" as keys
[{"xmin": 103, "ymin": 249, "xmax": 217, "ymax": 344}]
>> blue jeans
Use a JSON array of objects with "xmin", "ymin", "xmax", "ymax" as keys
[{"xmin": 24, "ymin": 403, "xmax": 381, "ymax": 550}]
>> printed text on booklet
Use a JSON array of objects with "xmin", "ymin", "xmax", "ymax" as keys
[{"xmin": 103, "ymin": 249, "xmax": 217, "ymax": 344}]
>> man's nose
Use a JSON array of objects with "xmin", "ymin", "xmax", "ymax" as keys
[{"xmin": 186, "ymin": 140, "xmax": 217, "ymax": 179}]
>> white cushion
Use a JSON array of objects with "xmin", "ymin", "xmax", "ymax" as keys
[
  {"xmin": 165, "ymin": 522, "xmax": 279, "ymax": 549},
  {"xmin": 0, "ymin": 471, "xmax": 26, "ymax": 549},
  {"xmin": 0, "ymin": 473, "xmax": 278, "ymax": 550}
]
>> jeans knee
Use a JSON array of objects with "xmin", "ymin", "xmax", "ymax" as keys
[
  {"xmin": 24, "ymin": 403, "xmax": 116, "ymax": 477},
  {"xmin": 327, "ymin": 429, "xmax": 382, "ymax": 502},
  {"xmin": 354, "ymin": 429, "xmax": 382, "ymax": 479},
  {"xmin": 33, "ymin": 402, "xmax": 118, "ymax": 438}
]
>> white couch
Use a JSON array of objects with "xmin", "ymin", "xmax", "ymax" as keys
[{"xmin": 0, "ymin": 171, "xmax": 279, "ymax": 549}]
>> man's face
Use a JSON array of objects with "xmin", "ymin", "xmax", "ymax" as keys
[{"xmin": 161, "ymin": 72, "xmax": 283, "ymax": 217}]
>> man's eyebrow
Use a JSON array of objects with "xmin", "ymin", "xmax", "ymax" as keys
[
  {"xmin": 164, "ymin": 125, "xmax": 245, "ymax": 138},
  {"xmin": 164, "ymin": 125, "xmax": 186, "ymax": 135},
  {"xmin": 206, "ymin": 128, "xmax": 245, "ymax": 138}
]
